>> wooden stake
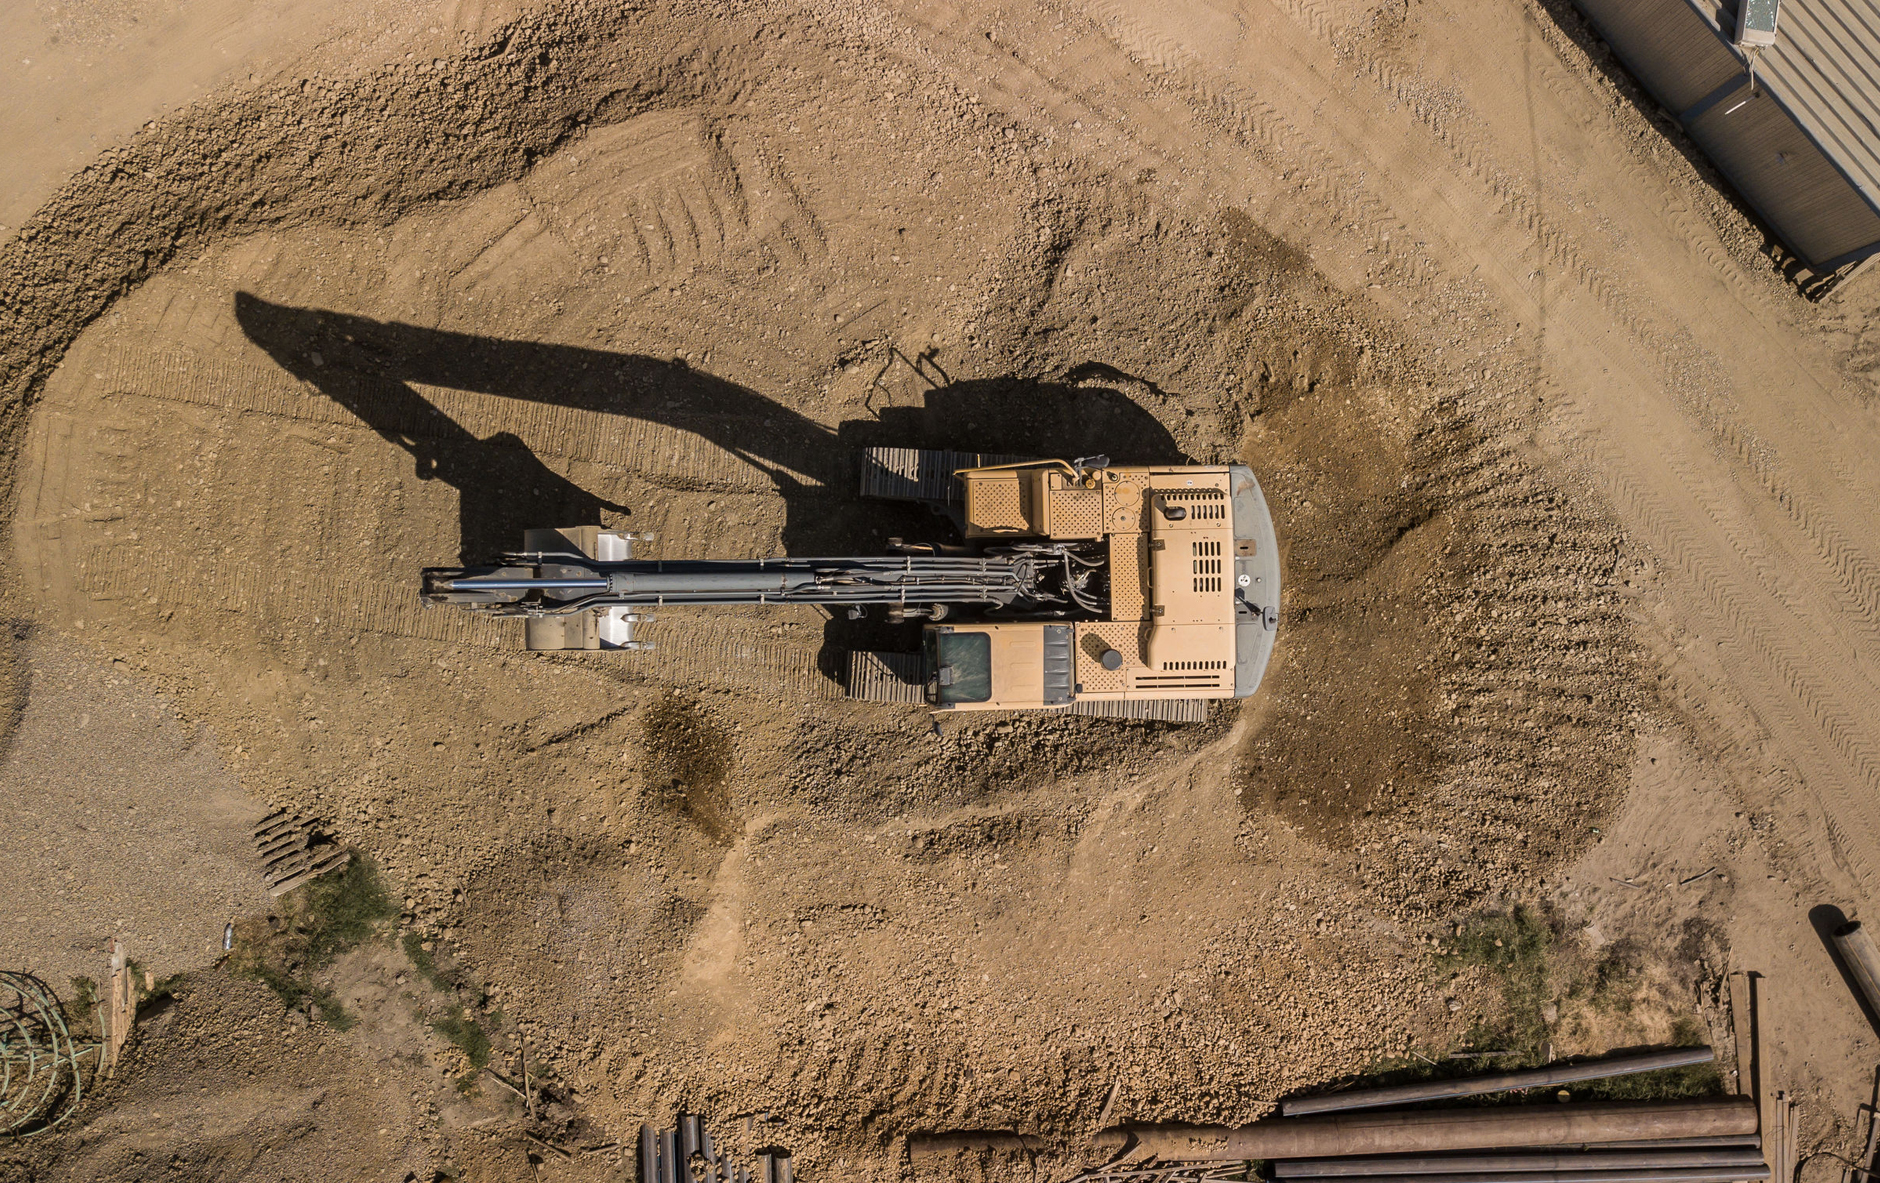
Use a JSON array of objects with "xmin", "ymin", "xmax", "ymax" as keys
[
  {"xmin": 1860, "ymin": 1103, "xmax": 1880, "ymax": 1180},
  {"xmin": 104, "ymin": 938, "xmax": 136, "ymax": 1077},
  {"xmin": 521, "ymin": 1039, "xmax": 536, "ymax": 1122},
  {"xmin": 1781, "ymin": 1092, "xmax": 1789, "ymax": 1183},
  {"xmin": 1729, "ymin": 970, "xmax": 1757, "ymax": 1101},
  {"xmin": 1786, "ymin": 1095, "xmax": 1800, "ymax": 1183},
  {"xmin": 481, "ymin": 1065, "xmax": 528, "ymax": 1102},
  {"xmin": 1771, "ymin": 1092, "xmax": 1783, "ymax": 1183},
  {"xmin": 524, "ymin": 1131, "xmax": 574, "ymax": 1160}
]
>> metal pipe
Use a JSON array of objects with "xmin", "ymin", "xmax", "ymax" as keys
[
  {"xmin": 1282, "ymin": 1049, "xmax": 1717, "ymax": 1116},
  {"xmin": 448, "ymin": 579, "xmax": 609, "ymax": 590},
  {"xmin": 1833, "ymin": 921, "xmax": 1880, "ymax": 1019},
  {"xmin": 1571, "ymin": 1138, "xmax": 1761, "ymax": 1151},
  {"xmin": 1315, "ymin": 1170, "xmax": 1768, "ymax": 1183},
  {"xmin": 1095, "ymin": 1098, "xmax": 1760, "ymax": 1160},
  {"xmin": 1275, "ymin": 1150, "xmax": 1769, "ymax": 1176},
  {"xmin": 640, "ymin": 1126, "xmax": 659, "ymax": 1183}
]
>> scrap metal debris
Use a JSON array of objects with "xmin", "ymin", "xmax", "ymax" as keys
[
  {"xmin": 252, "ymin": 809, "xmax": 350, "ymax": 897},
  {"xmin": 0, "ymin": 971, "xmax": 100, "ymax": 1137}
]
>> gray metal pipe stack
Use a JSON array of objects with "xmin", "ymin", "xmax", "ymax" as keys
[
  {"xmin": 1272, "ymin": 1149, "xmax": 1769, "ymax": 1176},
  {"xmin": 1094, "ymin": 1097, "xmax": 1761, "ymax": 1160}
]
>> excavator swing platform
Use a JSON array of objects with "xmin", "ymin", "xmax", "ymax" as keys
[{"xmin": 421, "ymin": 449, "xmax": 1280, "ymax": 719}]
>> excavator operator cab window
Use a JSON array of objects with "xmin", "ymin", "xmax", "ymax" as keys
[{"xmin": 925, "ymin": 630, "xmax": 993, "ymax": 705}]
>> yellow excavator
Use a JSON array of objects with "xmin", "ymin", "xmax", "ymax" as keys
[{"xmin": 422, "ymin": 449, "xmax": 1280, "ymax": 718}]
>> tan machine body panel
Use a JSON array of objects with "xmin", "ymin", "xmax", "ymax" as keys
[{"xmin": 934, "ymin": 464, "xmax": 1245, "ymax": 711}]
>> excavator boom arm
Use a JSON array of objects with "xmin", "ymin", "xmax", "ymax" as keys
[{"xmin": 421, "ymin": 549, "xmax": 1098, "ymax": 614}]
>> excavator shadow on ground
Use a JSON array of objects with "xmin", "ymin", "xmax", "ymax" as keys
[{"xmin": 234, "ymin": 292, "xmax": 1192, "ymax": 680}]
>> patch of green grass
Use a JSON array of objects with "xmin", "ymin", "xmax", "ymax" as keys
[
  {"xmin": 299, "ymin": 856, "xmax": 399, "ymax": 969},
  {"xmin": 1310, "ymin": 914, "xmax": 1727, "ymax": 1108},
  {"xmin": 68, "ymin": 976, "xmax": 101, "ymax": 1039},
  {"xmin": 69, "ymin": 976, "xmax": 98, "ymax": 1011},
  {"xmin": 1587, "ymin": 942, "xmax": 1644, "ymax": 1014},
  {"xmin": 233, "ymin": 856, "xmax": 395, "ymax": 1028},
  {"xmin": 248, "ymin": 964, "xmax": 356, "ymax": 1030},
  {"xmin": 1568, "ymin": 1017, "xmax": 1724, "ymax": 1101},
  {"xmin": 1436, "ymin": 905, "xmax": 1554, "ymax": 1064},
  {"xmin": 434, "ymin": 1009, "xmax": 491, "ymax": 1070},
  {"xmin": 401, "ymin": 932, "xmax": 453, "ymax": 993},
  {"xmin": 400, "ymin": 930, "xmax": 491, "ymax": 1093}
]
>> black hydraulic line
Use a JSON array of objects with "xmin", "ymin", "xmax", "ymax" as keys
[
  {"xmin": 1281, "ymin": 1049, "xmax": 1717, "ymax": 1116},
  {"xmin": 453, "ymin": 579, "xmax": 610, "ymax": 590},
  {"xmin": 1273, "ymin": 1151, "xmax": 1768, "ymax": 1176}
]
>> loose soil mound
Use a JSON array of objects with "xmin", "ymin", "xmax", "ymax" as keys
[{"xmin": 0, "ymin": 1, "xmax": 1647, "ymax": 1178}]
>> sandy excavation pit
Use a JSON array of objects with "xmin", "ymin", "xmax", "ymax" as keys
[{"xmin": 7, "ymin": 0, "xmax": 1880, "ymax": 1179}]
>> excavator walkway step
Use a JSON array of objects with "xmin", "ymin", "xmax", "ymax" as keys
[
  {"xmin": 1067, "ymin": 698, "xmax": 1210, "ymax": 723},
  {"xmin": 845, "ymin": 649, "xmax": 1210, "ymax": 722}
]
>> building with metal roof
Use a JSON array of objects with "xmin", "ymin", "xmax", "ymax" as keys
[{"xmin": 1573, "ymin": 0, "xmax": 1880, "ymax": 272}]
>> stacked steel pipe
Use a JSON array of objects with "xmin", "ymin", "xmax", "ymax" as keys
[
  {"xmin": 640, "ymin": 1114, "xmax": 793, "ymax": 1183},
  {"xmin": 1095, "ymin": 1048, "xmax": 1765, "ymax": 1183}
]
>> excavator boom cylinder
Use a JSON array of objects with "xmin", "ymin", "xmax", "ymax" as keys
[{"xmin": 423, "ymin": 553, "xmax": 1075, "ymax": 612}]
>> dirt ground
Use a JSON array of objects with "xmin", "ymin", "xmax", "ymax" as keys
[{"xmin": 3, "ymin": 0, "xmax": 1880, "ymax": 1179}]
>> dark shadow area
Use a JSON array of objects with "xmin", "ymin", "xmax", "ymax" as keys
[
  {"xmin": 1809, "ymin": 903, "xmax": 1880, "ymax": 1036},
  {"xmin": 234, "ymin": 293, "xmax": 1187, "ymax": 665}
]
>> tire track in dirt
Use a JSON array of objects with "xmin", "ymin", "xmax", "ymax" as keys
[
  {"xmin": 1084, "ymin": 0, "xmax": 1444, "ymax": 287},
  {"xmin": 1048, "ymin": 0, "xmax": 1880, "ymax": 893},
  {"xmin": 872, "ymin": 0, "xmax": 1470, "ymax": 344},
  {"xmin": 1233, "ymin": 0, "xmax": 1880, "ymax": 663},
  {"xmin": 1265, "ymin": 2, "xmax": 1880, "ymax": 665},
  {"xmin": 1090, "ymin": 0, "xmax": 1665, "ymax": 352},
  {"xmin": 1537, "ymin": 348, "xmax": 1880, "ymax": 891},
  {"xmin": 1509, "ymin": 6, "xmax": 1774, "ymax": 312}
]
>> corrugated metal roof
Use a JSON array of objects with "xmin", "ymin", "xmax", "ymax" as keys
[{"xmin": 1690, "ymin": 0, "xmax": 1880, "ymax": 212}]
